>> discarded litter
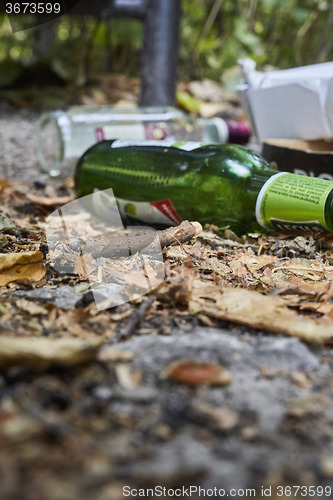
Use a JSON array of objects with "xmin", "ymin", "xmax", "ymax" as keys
[
  {"xmin": 36, "ymin": 105, "xmax": 250, "ymax": 176},
  {"xmin": 262, "ymin": 139, "xmax": 333, "ymax": 181},
  {"xmin": 75, "ymin": 140, "xmax": 333, "ymax": 234},
  {"xmin": 45, "ymin": 187, "xmax": 201, "ymax": 311},
  {"xmin": 45, "ymin": 189, "xmax": 166, "ymax": 310},
  {"xmin": 239, "ymin": 58, "xmax": 333, "ymax": 141}
]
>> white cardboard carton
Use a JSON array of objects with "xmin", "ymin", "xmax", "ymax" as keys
[{"xmin": 238, "ymin": 58, "xmax": 333, "ymax": 141}]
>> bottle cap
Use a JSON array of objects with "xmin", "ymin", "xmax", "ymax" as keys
[
  {"xmin": 225, "ymin": 120, "xmax": 251, "ymax": 145},
  {"xmin": 203, "ymin": 117, "xmax": 251, "ymax": 145}
]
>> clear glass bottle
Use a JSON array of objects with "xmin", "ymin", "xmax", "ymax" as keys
[{"xmin": 35, "ymin": 106, "xmax": 250, "ymax": 177}]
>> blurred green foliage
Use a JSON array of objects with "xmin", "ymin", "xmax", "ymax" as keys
[{"xmin": 0, "ymin": 0, "xmax": 332, "ymax": 87}]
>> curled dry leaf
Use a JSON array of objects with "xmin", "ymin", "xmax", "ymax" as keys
[
  {"xmin": 0, "ymin": 251, "xmax": 46, "ymax": 286},
  {"xmin": 161, "ymin": 359, "xmax": 233, "ymax": 387}
]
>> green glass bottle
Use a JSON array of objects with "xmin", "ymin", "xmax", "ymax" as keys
[{"xmin": 74, "ymin": 139, "xmax": 333, "ymax": 234}]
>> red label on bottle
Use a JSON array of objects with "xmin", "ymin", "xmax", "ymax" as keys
[
  {"xmin": 95, "ymin": 123, "xmax": 168, "ymax": 143},
  {"xmin": 151, "ymin": 200, "xmax": 182, "ymax": 225}
]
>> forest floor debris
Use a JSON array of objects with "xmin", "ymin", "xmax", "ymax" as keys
[{"xmin": 2, "ymin": 103, "xmax": 333, "ymax": 499}]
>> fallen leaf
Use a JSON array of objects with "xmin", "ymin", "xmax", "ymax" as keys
[
  {"xmin": 0, "ymin": 336, "xmax": 102, "ymax": 368},
  {"xmin": 0, "ymin": 212, "xmax": 16, "ymax": 232},
  {"xmin": 115, "ymin": 364, "xmax": 142, "ymax": 389},
  {"xmin": 188, "ymin": 79, "xmax": 238, "ymax": 104},
  {"xmin": 0, "ymin": 251, "xmax": 46, "ymax": 286},
  {"xmin": 197, "ymin": 256, "xmax": 230, "ymax": 277},
  {"xmin": 189, "ymin": 281, "xmax": 333, "ymax": 344},
  {"xmin": 16, "ymin": 298, "xmax": 48, "ymax": 315},
  {"xmin": 0, "ymin": 179, "xmax": 9, "ymax": 191},
  {"xmin": 161, "ymin": 359, "xmax": 233, "ymax": 386},
  {"xmin": 98, "ymin": 347, "xmax": 134, "ymax": 362},
  {"xmin": 190, "ymin": 401, "xmax": 238, "ymax": 430},
  {"xmin": 199, "ymin": 102, "xmax": 230, "ymax": 118},
  {"xmin": 229, "ymin": 253, "xmax": 277, "ymax": 280},
  {"xmin": 272, "ymin": 259, "xmax": 329, "ymax": 281}
]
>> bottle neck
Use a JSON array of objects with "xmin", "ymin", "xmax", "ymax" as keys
[
  {"xmin": 202, "ymin": 117, "xmax": 251, "ymax": 145},
  {"xmin": 248, "ymin": 167, "xmax": 278, "ymax": 194}
]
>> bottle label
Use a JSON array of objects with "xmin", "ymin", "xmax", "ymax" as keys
[
  {"xmin": 116, "ymin": 197, "xmax": 182, "ymax": 226},
  {"xmin": 256, "ymin": 172, "xmax": 333, "ymax": 232},
  {"xmin": 95, "ymin": 123, "xmax": 168, "ymax": 142},
  {"xmin": 92, "ymin": 189, "xmax": 181, "ymax": 226},
  {"xmin": 110, "ymin": 139, "xmax": 205, "ymax": 150}
]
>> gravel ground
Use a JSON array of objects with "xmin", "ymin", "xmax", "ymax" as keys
[
  {"xmin": 2, "ymin": 104, "xmax": 333, "ymax": 500},
  {"xmin": 0, "ymin": 103, "xmax": 46, "ymax": 184}
]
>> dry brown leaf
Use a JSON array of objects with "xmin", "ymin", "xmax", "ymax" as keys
[
  {"xmin": 297, "ymin": 302, "xmax": 333, "ymax": 316},
  {"xmin": 0, "ymin": 251, "xmax": 46, "ymax": 286},
  {"xmin": 98, "ymin": 347, "xmax": 134, "ymax": 362},
  {"xmin": 190, "ymin": 402, "xmax": 238, "ymax": 430},
  {"xmin": 287, "ymin": 278, "xmax": 333, "ymax": 298},
  {"xmin": 189, "ymin": 281, "xmax": 333, "ymax": 344},
  {"xmin": 0, "ymin": 178, "xmax": 9, "ymax": 191},
  {"xmin": 199, "ymin": 102, "xmax": 230, "ymax": 118},
  {"xmin": 272, "ymin": 259, "xmax": 329, "ymax": 281},
  {"xmin": 54, "ymin": 310, "xmax": 93, "ymax": 337},
  {"xmin": 0, "ymin": 336, "xmax": 102, "ymax": 368},
  {"xmin": 114, "ymin": 364, "xmax": 142, "ymax": 389},
  {"xmin": 16, "ymin": 298, "xmax": 48, "ymax": 316},
  {"xmin": 229, "ymin": 253, "xmax": 277, "ymax": 279},
  {"xmin": 159, "ymin": 258, "xmax": 198, "ymax": 305},
  {"xmin": 241, "ymin": 254, "xmax": 278, "ymax": 273},
  {"xmin": 197, "ymin": 256, "xmax": 230, "ymax": 277}
]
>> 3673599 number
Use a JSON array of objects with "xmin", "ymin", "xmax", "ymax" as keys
[
  {"xmin": 5, "ymin": 3, "xmax": 61, "ymax": 14},
  {"xmin": 276, "ymin": 485, "xmax": 332, "ymax": 496}
]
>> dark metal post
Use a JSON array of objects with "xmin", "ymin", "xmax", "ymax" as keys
[
  {"xmin": 52, "ymin": 0, "xmax": 182, "ymax": 107},
  {"xmin": 140, "ymin": 0, "xmax": 181, "ymax": 106}
]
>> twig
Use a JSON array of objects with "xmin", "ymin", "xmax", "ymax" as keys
[
  {"xmin": 83, "ymin": 221, "xmax": 202, "ymax": 259},
  {"xmin": 199, "ymin": 0, "xmax": 225, "ymax": 42},
  {"xmin": 116, "ymin": 295, "xmax": 155, "ymax": 341}
]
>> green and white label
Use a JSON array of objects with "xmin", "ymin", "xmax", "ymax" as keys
[{"xmin": 256, "ymin": 172, "xmax": 333, "ymax": 232}]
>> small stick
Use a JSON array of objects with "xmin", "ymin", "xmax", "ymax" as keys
[
  {"xmin": 83, "ymin": 221, "xmax": 202, "ymax": 258},
  {"xmin": 116, "ymin": 295, "xmax": 155, "ymax": 341}
]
